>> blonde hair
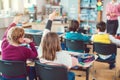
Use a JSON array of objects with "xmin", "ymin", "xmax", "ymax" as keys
[
  {"xmin": 7, "ymin": 27, "xmax": 24, "ymax": 44},
  {"xmin": 41, "ymin": 32, "xmax": 61, "ymax": 61}
]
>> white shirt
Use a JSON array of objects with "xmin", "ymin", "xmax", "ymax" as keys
[
  {"xmin": 37, "ymin": 23, "xmax": 72, "ymax": 68},
  {"xmin": 40, "ymin": 51, "xmax": 72, "ymax": 68}
]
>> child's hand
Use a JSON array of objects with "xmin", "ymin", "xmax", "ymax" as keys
[
  {"xmin": 49, "ymin": 11, "xmax": 57, "ymax": 20},
  {"xmin": 13, "ymin": 14, "xmax": 22, "ymax": 24},
  {"xmin": 23, "ymin": 38, "xmax": 32, "ymax": 44},
  {"xmin": 110, "ymin": 12, "xmax": 117, "ymax": 17}
]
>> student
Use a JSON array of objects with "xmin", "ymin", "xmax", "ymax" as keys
[
  {"xmin": 38, "ymin": 11, "xmax": 79, "ymax": 80},
  {"xmin": 91, "ymin": 21, "xmax": 120, "ymax": 69},
  {"xmin": 106, "ymin": 0, "xmax": 120, "ymax": 36},
  {"xmin": 65, "ymin": 20, "xmax": 91, "ymax": 53},
  {"xmin": 1, "ymin": 14, "xmax": 38, "ymax": 80}
]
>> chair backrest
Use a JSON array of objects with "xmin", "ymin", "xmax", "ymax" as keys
[
  {"xmin": 93, "ymin": 43, "xmax": 117, "ymax": 55},
  {"xmin": 65, "ymin": 39, "xmax": 85, "ymax": 51},
  {"xmin": 0, "ymin": 60, "xmax": 27, "ymax": 77},
  {"xmin": 35, "ymin": 61, "xmax": 68, "ymax": 80}
]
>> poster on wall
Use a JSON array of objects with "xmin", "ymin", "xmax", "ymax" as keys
[{"xmin": 67, "ymin": 0, "xmax": 78, "ymax": 20}]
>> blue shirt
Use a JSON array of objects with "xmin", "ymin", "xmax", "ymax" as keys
[
  {"xmin": 65, "ymin": 31, "xmax": 91, "ymax": 52},
  {"xmin": 65, "ymin": 31, "xmax": 91, "ymax": 42}
]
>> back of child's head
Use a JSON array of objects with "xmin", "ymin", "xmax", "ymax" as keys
[
  {"xmin": 68, "ymin": 20, "xmax": 79, "ymax": 32},
  {"xmin": 7, "ymin": 27, "xmax": 24, "ymax": 44},
  {"xmin": 96, "ymin": 21, "xmax": 106, "ymax": 32},
  {"xmin": 42, "ymin": 32, "xmax": 61, "ymax": 61}
]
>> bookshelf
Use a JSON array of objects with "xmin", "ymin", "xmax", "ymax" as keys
[{"xmin": 78, "ymin": 0, "xmax": 103, "ymax": 34}]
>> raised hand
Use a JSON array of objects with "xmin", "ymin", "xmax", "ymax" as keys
[
  {"xmin": 49, "ymin": 11, "xmax": 57, "ymax": 20},
  {"xmin": 13, "ymin": 14, "xmax": 23, "ymax": 24}
]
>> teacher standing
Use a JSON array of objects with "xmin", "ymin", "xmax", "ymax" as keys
[{"xmin": 106, "ymin": 0, "xmax": 120, "ymax": 36}]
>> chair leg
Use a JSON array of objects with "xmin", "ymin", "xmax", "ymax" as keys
[
  {"xmin": 119, "ymin": 70, "xmax": 120, "ymax": 78},
  {"xmin": 86, "ymin": 67, "xmax": 89, "ymax": 80},
  {"xmin": 35, "ymin": 77, "xmax": 37, "ymax": 80},
  {"xmin": 91, "ymin": 62, "xmax": 96, "ymax": 80}
]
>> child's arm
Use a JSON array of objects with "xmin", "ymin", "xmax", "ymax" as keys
[
  {"xmin": 1, "ymin": 15, "xmax": 22, "ymax": 49},
  {"xmin": 37, "ymin": 11, "xmax": 56, "ymax": 57},
  {"xmin": 2, "ymin": 23, "xmax": 16, "ymax": 40},
  {"xmin": 109, "ymin": 35, "xmax": 120, "ymax": 46},
  {"xmin": 40, "ymin": 11, "xmax": 56, "ymax": 45},
  {"xmin": 2, "ymin": 15, "xmax": 22, "ymax": 40},
  {"xmin": 42, "ymin": 11, "xmax": 56, "ymax": 38},
  {"xmin": 27, "ymin": 42, "xmax": 38, "ymax": 58}
]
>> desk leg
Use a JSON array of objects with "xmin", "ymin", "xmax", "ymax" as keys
[{"xmin": 86, "ymin": 67, "xmax": 89, "ymax": 80}]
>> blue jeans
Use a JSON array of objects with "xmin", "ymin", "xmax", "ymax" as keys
[
  {"xmin": 97, "ymin": 53, "xmax": 116, "ymax": 69},
  {"xmin": 68, "ymin": 71, "xmax": 75, "ymax": 80},
  {"xmin": 97, "ymin": 54, "xmax": 116, "ymax": 64},
  {"xmin": 28, "ymin": 67, "xmax": 36, "ymax": 80}
]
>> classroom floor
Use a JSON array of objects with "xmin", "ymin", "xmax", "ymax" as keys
[{"xmin": 73, "ymin": 45, "xmax": 120, "ymax": 80}]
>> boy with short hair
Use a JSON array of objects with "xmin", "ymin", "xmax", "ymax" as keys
[{"xmin": 91, "ymin": 21, "xmax": 120, "ymax": 69}]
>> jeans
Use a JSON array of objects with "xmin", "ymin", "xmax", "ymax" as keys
[
  {"xmin": 97, "ymin": 54, "xmax": 116, "ymax": 64},
  {"xmin": 68, "ymin": 71, "xmax": 75, "ymax": 80},
  {"xmin": 28, "ymin": 67, "xmax": 36, "ymax": 80},
  {"xmin": 97, "ymin": 54, "xmax": 116, "ymax": 69}
]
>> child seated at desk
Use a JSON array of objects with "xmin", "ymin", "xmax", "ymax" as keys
[
  {"xmin": 1, "ymin": 13, "xmax": 38, "ymax": 80},
  {"xmin": 65, "ymin": 20, "xmax": 91, "ymax": 53},
  {"xmin": 37, "ymin": 11, "xmax": 80, "ymax": 80},
  {"xmin": 91, "ymin": 21, "xmax": 120, "ymax": 69}
]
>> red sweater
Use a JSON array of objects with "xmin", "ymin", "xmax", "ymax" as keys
[
  {"xmin": 1, "ymin": 23, "xmax": 38, "ymax": 61},
  {"xmin": 1, "ymin": 23, "xmax": 38, "ymax": 78}
]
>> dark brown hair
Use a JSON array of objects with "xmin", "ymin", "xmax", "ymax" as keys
[
  {"xmin": 68, "ymin": 20, "xmax": 79, "ymax": 32},
  {"xmin": 41, "ymin": 32, "xmax": 61, "ymax": 61},
  {"xmin": 96, "ymin": 21, "xmax": 106, "ymax": 32}
]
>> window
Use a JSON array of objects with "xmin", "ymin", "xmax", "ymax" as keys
[
  {"xmin": 0, "ymin": 0, "xmax": 3, "ymax": 10},
  {"xmin": 0, "ymin": 0, "xmax": 11, "ymax": 11}
]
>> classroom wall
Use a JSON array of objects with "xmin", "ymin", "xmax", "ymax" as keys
[
  {"xmin": 61, "ymin": 0, "xmax": 78, "ymax": 20},
  {"xmin": 102, "ymin": 0, "xmax": 109, "ymax": 22},
  {"xmin": 36, "ymin": 0, "xmax": 46, "ymax": 13},
  {"xmin": 11, "ymin": 0, "xmax": 24, "ymax": 13}
]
